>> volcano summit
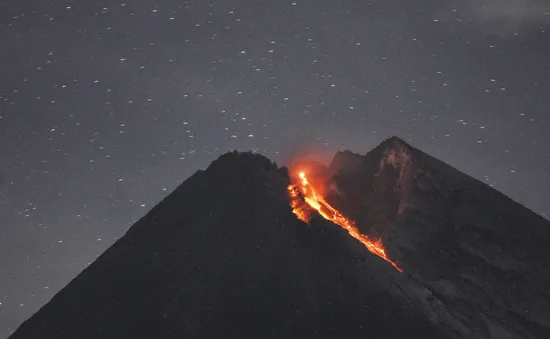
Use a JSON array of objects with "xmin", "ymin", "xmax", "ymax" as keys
[{"xmin": 8, "ymin": 137, "xmax": 550, "ymax": 339}]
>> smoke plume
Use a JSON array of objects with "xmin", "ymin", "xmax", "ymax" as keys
[{"xmin": 449, "ymin": 0, "xmax": 550, "ymax": 35}]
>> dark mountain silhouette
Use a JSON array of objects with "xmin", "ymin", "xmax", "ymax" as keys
[{"xmin": 8, "ymin": 138, "xmax": 550, "ymax": 339}]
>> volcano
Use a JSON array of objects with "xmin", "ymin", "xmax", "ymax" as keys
[{"xmin": 8, "ymin": 137, "xmax": 550, "ymax": 339}]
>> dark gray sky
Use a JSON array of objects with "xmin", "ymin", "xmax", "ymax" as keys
[{"xmin": 1, "ymin": 0, "xmax": 549, "ymax": 336}]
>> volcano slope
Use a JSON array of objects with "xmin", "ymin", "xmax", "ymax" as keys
[
  {"xmin": 8, "ymin": 139, "xmax": 550, "ymax": 339},
  {"xmin": 9, "ymin": 151, "xmax": 454, "ymax": 339},
  {"xmin": 326, "ymin": 137, "xmax": 550, "ymax": 339}
]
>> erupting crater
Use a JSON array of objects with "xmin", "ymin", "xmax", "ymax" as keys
[{"xmin": 288, "ymin": 170, "xmax": 402, "ymax": 272}]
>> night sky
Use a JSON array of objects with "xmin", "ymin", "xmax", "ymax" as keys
[{"xmin": 1, "ymin": 0, "xmax": 549, "ymax": 336}]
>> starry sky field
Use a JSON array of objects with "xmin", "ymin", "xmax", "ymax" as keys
[{"xmin": 1, "ymin": 0, "xmax": 549, "ymax": 336}]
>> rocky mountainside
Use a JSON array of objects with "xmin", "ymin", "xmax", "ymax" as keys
[
  {"xmin": 8, "ymin": 139, "xmax": 550, "ymax": 339},
  {"xmin": 9, "ymin": 151, "xmax": 453, "ymax": 339},
  {"xmin": 327, "ymin": 137, "xmax": 550, "ymax": 338}
]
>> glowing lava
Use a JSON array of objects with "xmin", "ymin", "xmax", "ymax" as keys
[{"xmin": 288, "ymin": 171, "xmax": 403, "ymax": 272}]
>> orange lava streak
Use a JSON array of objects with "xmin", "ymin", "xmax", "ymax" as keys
[{"xmin": 288, "ymin": 171, "xmax": 403, "ymax": 272}]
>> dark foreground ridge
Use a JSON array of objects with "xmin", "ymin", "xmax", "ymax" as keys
[{"xmin": 9, "ymin": 139, "xmax": 550, "ymax": 339}]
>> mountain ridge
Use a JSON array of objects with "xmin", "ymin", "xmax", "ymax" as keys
[
  {"xmin": 325, "ymin": 137, "xmax": 550, "ymax": 338},
  {"xmin": 332, "ymin": 137, "xmax": 548, "ymax": 222}
]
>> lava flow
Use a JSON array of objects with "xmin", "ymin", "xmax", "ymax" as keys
[{"xmin": 288, "ymin": 171, "xmax": 403, "ymax": 272}]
